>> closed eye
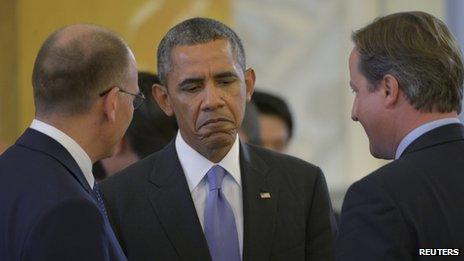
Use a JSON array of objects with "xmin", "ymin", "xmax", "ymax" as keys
[
  {"xmin": 217, "ymin": 77, "xmax": 236, "ymax": 86},
  {"xmin": 178, "ymin": 77, "xmax": 203, "ymax": 93},
  {"xmin": 349, "ymin": 81, "xmax": 358, "ymax": 94},
  {"xmin": 181, "ymin": 83, "xmax": 202, "ymax": 92}
]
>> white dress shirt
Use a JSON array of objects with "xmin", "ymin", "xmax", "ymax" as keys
[
  {"xmin": 175, "ymin": 131, "xmax": 243, "ymax": 255},
  {"xmin": 395, "ymin": 117, "xmax": 462, "ymax": 159},
  {"xmin": 30, "ymin": 119, "xmax": 94, "ymax": 188}
]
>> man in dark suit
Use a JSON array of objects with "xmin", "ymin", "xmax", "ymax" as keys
[
  {"xmin": 101, "ymin": 17, "xmax": 335, "ymax": 261},
  {"xmin": 337, "ymin": 11, "xmax": 464, "ymax": 260},
  {"xmin": 0, "ymin": 24, "xmax": 141, "ymax": 260}
]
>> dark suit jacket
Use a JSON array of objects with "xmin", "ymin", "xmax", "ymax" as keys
[
  {"xmin": 0, "ymin": 128, "xmax": 126, "ymax": 261},
  {"xmin": 100, "ymin": 141, "xmax": 335, "ymax": 261},
  {"xmin": 336, "ymin": 123, "xmax": 464, "ymax": 260}
]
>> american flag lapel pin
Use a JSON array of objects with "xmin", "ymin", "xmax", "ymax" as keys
[{"xmin": 260, "ymin": 192, "xmax": 271, "ymax": 199}]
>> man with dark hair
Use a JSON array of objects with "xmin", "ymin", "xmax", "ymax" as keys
[
  {"xmin": 93, "ymin": 72, "xmax": 178, "ymax": 180},
  {"xmin": 101, "ymin": 17, "xmax": 335, "ymax": 261},
  {"xmin": 252, "ymin": 90, "xmax": 293, "ymax": 152},
  {"xmin": 0, "ymin": 24, "xmax": 138, "ymax": 260},
  {"xmin": 337, "ymin": 11, "xmax": 464, "ymax": 260}
]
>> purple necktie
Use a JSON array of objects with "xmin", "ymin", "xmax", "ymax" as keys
[{"xmin": 204, "ymin": 165, "xmax": 241, "ymax": 261}]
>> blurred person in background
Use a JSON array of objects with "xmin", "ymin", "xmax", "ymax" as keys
[
  {"xmin": 252, "ymin": 90, "xmax": 293, "ymax": 152},
  {"xmin": 337, "ymin": 11, "xmax": 464, "ymax": 260},
  {"xmin": 93, "ymin": 72, "xmax": 178, "ymax": 180}
]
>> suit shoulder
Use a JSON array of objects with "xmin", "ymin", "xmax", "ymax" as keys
[
  {"xmin": 345, "ymin": 158, "xmax": 429, "ymax": 214},
  {"xmin": 37, "ymin": 197, "xmax": 102, "ymax": 223},
  {"xmin": 21, "ymin": 197, "xmax": 107, "ymax": 260},
  {"xmin": 244, "ymin": 144, "xmax": 324, "ymax": 193},
  {"xmin": 1, "ymin": 144, "xmax": 92, "ymax": 199},
  {"xmin": 246, "ymin": 143, "xmax": 322, "ymax": 175},
  {"xmin": 355, "ymin": 158, "xmax": 422, "ymax": 193}
]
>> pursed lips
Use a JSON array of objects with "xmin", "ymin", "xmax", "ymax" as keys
[{"xmin": 199, "ymin": 117, "xmax": 233, "ymax": 129}]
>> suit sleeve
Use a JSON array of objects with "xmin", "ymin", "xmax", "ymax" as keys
[
  {"xmin": 306, "ymin": 168, "xmax": 336, "ymax": 261},
  {"xmin": 21, "ymin": 198, "xmax": 111, "ymax": 261},
  {"xmin": 335, "ymin": 179, "xmax": 414, "ymax": 261}
]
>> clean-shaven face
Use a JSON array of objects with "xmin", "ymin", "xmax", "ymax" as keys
[{"xmin": 165, "ymin": 39, "xmax": 254, "ymax": 153}]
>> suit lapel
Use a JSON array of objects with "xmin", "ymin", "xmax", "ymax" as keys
[
  {"xmin": 18, "ymin": 128, "xmax": 124, "ymax": 258},
  {"xmin": 16, "ymin": 128, "xmax": 92, "ymax": 193},
  {"xmin": 147, "ymin": 142, "xmax": 211, "ymax": 261},
  {"xmin": 240, "ymin": 143, "xmax": 278, "ymax": 261},
  {"xmin": 401, "ymin": 123, "xmax": 464, "ymax": 158}
]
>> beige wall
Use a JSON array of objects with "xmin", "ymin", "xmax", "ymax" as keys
[
  {"xmin": 0, "ymin": 0, "xmax": 18, "ymax": 146},
  {"xmin": 0, "ymin": 0, "xmax": 231, "ymax": 144}
]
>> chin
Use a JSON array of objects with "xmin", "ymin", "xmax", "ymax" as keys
[
  {"xmin": 202, "ymin": 131, "xmax": 235, "ymax": 149},
  {"xmin": 369, "ymin": 143, "xmax": 394, "ymax": 160}
]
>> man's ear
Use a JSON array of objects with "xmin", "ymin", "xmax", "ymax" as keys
[
  {"xmin": 382, "ymin": 74, "xmax": 400, "ymax": 108},
  {"xmin": 244, "ymin": 68, "xmax": 256, "ymax": 102},
  {"xmin": 102, "ymin": 87, "xmax": 120, "ymax": 122},
  {"xmin": 152, "ymin": 83, "xmax": 174, "ymax": 116}
]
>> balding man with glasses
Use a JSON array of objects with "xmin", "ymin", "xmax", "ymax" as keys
[
  {"xmin": 0, "ymin": 24, "xmax": 139, "ymax": 261},
  {"xmin": 99, "ymin": 87, "xmax": 145, "ymax": 109}
]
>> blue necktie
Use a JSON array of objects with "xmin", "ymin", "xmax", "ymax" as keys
[
  {"xmin": 92, "ymin": 183, "xmax": 109, "ymax": 220},
  {"xmin": 204, "ymin": 165, "xmax": 241, "ymax": 261}
]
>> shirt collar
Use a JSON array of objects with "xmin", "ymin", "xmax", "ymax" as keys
[
  {"xmin": 175, "ymin": 131, "xmax": 241, "ymax": 192},
  {"xmin": 395, "ymin": 117, "xmax": 461, "ymax": 159},
  {"xmin": 30, "ymin": 119, "xmax": 94, "ymax": 188}
]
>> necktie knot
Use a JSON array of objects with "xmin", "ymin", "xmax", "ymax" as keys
[{"xmin": 207, "ymin": 165, "xmax": 226, "ymax": 191}]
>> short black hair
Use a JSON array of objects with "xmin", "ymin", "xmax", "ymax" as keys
[
  {"xmin": 252, "ymin": 90, "xmax": 293, "ymax": 139},
  {"xmin": 126, "ymin": 72, "xmax": 178, "ymax": 159}
]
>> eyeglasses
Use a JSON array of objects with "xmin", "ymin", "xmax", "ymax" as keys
[{"xmin": 99, "ymin": 87, "xmax": 146, "ymax": 109}]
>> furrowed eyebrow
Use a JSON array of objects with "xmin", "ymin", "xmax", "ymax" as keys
[
  {"xmin": 177, "ymin": 77, "xmax": 204, "ymax": 88},
  {"xmin": 214, "ymin": 71, "xmax": 238, "ymax": 79}
]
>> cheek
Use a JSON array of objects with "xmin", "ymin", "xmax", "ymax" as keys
[
  {"xmin": 175, "ymin": 98, "xmax": 201, "ymax": 129},
  {"xmin": 229, "ymin": 101, "xmax": 245, "ymax": 124},
  {"xmin": 229, "ymin": 88, "xmax": 247, "ymax": 121}
]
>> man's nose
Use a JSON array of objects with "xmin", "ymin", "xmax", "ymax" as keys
[
  {"xmin": 351, "ymin": 102, "xmax": 358, "ymax": 121},
  {"xmin": 202, "ymin": 82, "xmax": 225, "ymax": 111}
]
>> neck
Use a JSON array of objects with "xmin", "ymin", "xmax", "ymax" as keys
[
  {"xmin": 392, "ymin": 110, "xmax": 458, "ymax": 153},
  {"xmin": 36, "ymin": 114, "xmax": 101, "ymax": 163},
  {"xmin": 200, "ymin": 144, "xmax": 233, "ymax": 163},
  {"xmin": 180, "ymin": 131, "xmax": 236, "ymax": 163}
]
